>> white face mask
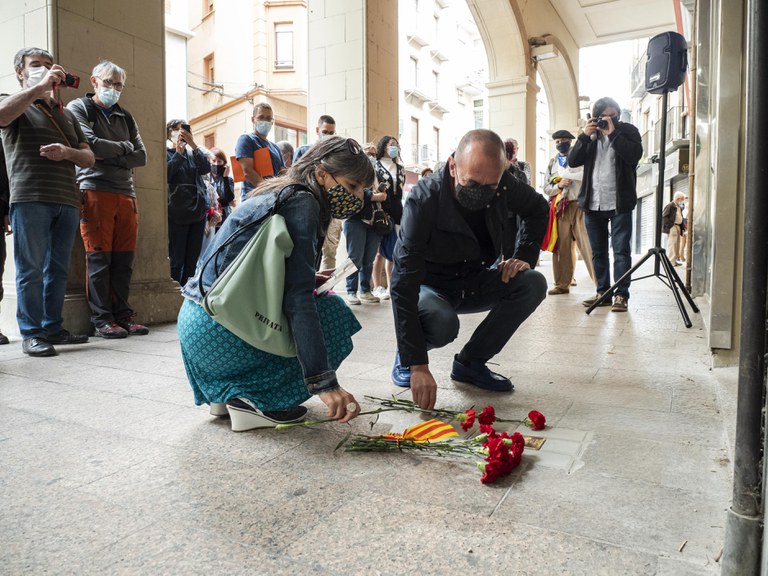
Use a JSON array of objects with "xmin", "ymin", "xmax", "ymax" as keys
[
  {"xmin": 25, "ymin": 65, "xmax": 48, "ymax": 88},
  {"xmin": 170, "ymin": 130, "xmax": 181, "ymax": 142}
]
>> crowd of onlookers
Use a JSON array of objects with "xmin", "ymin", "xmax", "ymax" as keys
[{"xmin": 2, "ymin": 46, "xmax": 653, "ymax": 434}]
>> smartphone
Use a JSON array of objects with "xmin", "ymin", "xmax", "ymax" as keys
[{"xmin": 180, "ymin": 123, "xmax": 191, "ymax": 132}]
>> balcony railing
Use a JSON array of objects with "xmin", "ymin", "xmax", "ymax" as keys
[
  {"xmin": 641, "ymin": 129, "xmax": 654, "ymax": 161},
  {"xmin": 630, "ymin": 55, "xmax": 648, "ymax": 98},
  {"xmin": 654, "ymin": 106, "xmax": 689, "ymax": 152},
  {"xmin": 410, "ymin": 144, "xmax": 435, "ymax": 164}
]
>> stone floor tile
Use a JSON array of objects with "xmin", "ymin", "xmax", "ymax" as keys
[
  {"xmin": 656, "ymin": 556, "xmax": 721, "ymax": 575},
  {"xmin": 0, "ymin": 485, "xmax": 156, "ymax": 573},
  {"xmin": 557, "ymin": 401, "xmax": 726, "ymax": 447},
  {"xmin": 492, "ymin": 466, "xmax": 727, "ymax": 560},
  {"xmin": 288, "ymin": 492, "xmax": 660, "ymax": 576},
  {"xmin": 86, "ymin": 520, "xmax": 334, "ymax": 576},
  {"xmin": 0, "ymin": 417, "xmax": 172, "ymax": 489},
  {"xmin": 577, "ymin": 430, "xmax": 732, "ymax": 497}
]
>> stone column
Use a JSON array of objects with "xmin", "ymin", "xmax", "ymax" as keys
[
  {"xmin": 0, "ymin": 0, "xmax": 181, "ymax": 337},
  {"xmin": 486, "ymin": 75, "xmax": 539, "ymax": 176},
  {"xmin": 306, "ymin": 0, "xmax": 398, "ymax": 144}
]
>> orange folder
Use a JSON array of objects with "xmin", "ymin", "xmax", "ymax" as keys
[
  {"xmin": 253, "ymin": 148, "xmax": 274, "ymax": 178},
  {"xmin": 230, "ymin": 148, "xmax": 275, "ymax": 183},
  {"xmin": 230, "ymin": 156, "xmax": 245, "ymax": 182}
]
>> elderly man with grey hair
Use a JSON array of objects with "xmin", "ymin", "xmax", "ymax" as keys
[
  {"xmin": 0, "ymin": 47, "xmax": 95, "ymax": 357},
  {"xmin": 67, "ymin": 60, "xmax": 148, "ymax": 339},
  {"xmin": 390, "ymin": 129, "xmax": 549, "ymax": 409},
  {"xmin": 276, "ymin": 140, "xmax": 294, "ymax": 168}
]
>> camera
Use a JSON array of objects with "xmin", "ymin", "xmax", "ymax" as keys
[
  {"xmin": 63, "ymin": 73, "xmax": 79, "ymax": 89},
  {"xmin": 180, "ymin": 123, "xmax": 191, "ymax": 132},
  {"xmin": 596, "ymin": 116, "xmax": 610, "ymax": 130}
]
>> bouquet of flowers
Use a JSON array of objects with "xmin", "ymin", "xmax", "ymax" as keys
[{"xmin": 278, "ymin": 396, "xmax": 547, "ymax": 484}]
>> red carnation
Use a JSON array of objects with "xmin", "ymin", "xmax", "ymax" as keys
[
  {"xmin": 511, "ymin": 432, "xmax": 525, "ymax": 451},
  {"xmin": 460, "ymin": 409, "xmax": 476, "ymax": 431},
  {"xmin": 526, "ymin": 410, "xmax": 546, "ymax": 431},
  {"xmin": 479, "ymin": 423, "xmax": 495, "ymax": 436},
  {"xmin": 480, "ymin": 459, "xmax": 503, "ymax": 484},
  {"xmin": 477, "ymin": 406, "xmax": 496, "ymax": 426}
]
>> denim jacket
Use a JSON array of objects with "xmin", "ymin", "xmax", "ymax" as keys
[{"xmin": 182, "ymin": 186, "xmax": 340, "ymax": 395}]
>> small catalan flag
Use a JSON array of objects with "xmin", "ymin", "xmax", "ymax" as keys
[{"xmin": 379, "ymin": 419, "xmax": 458, "ymax": 443}]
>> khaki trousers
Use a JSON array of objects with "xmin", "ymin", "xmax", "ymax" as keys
[
  {"xmin": 320, "ymin": 218, "xmax": 343, "ymax": 270},
  {"xmin": 553, "ymin": 202, "xmax": 595, "ymax": 290},
  {"xmin": 667, "ymin": 224, "xmax": 681, "ymax": 263}
]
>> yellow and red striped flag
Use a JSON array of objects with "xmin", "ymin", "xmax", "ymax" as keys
[{"xmin": 380, "ymin": 419, "xmax": 458, "ymax": 443}]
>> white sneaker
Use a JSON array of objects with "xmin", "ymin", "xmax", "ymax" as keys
[
  {"xmin": 374, "ymin": 287, "xmax": 390, "ymax": 300},
  {"xmin": 358, "ymin": 291, "xmax": 380, "ymax": 304},
  {"xmin": 346, "ymin": 293, "xmax": 361, "ymax": 305}
]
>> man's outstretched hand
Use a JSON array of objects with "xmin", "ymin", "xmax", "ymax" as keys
[{"xmin": 410, "ymin": 364, "xmax": 437, "ymax": 410}]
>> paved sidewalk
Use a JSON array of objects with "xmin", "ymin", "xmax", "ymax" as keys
[{"xmin": 0, "ymin": 258, "xmax": 733, "ymax": 575}]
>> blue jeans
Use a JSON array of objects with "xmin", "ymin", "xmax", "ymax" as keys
[
  {"xmin": 10, "ymin": 202, "xmax": 80, "ymax": 338},
  {"xmin": 584, "ymin": 210, "xmax": 633, "ymax": 299},
  {"xmin": 343, "ymin": 219, "xmax": 380, "ymax": 294},
  {"xmin": 417, "ymin": 268, "xmax": 547, "ymax": 363}
]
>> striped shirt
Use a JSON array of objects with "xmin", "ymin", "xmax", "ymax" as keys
[{"xmin": 0, "ymin": 96, "xmax": 87, "ymax": 208}]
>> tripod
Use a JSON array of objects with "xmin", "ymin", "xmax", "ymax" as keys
[{"xmin": 585, "ymin": 91, "xmax": 699, "ymax": 327}]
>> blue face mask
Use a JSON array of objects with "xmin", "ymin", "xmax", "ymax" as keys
[
  {"xmin": 388, "ymin": 146, "xmax": 399, "ymax": 159},
  {"xmin": 255, "ymin": 120, "xmax": 273, "ymax": 136},
  {"xmin": 98, "ymin": 87, "xmax": 120, "ymax": 108}
]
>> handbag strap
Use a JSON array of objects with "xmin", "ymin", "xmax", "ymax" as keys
[{"xmin": 197, "ymin": 184, "xmax": 305, "ymax": 297}]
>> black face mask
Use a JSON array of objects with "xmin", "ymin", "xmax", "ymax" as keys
[
  {"xmin": 455, "ymin": 182, "xmax": 497, "ymax": 211},
  {"xmin": 215, "ymin": 164, "xmax": 226, "ymax": 177},
  {"xmin": 556, "ymin": 142, "xmax": 571, "ymax": 154}
]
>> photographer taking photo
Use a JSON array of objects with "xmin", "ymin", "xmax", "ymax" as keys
[
  {"xmin": 0, "ymin": 47, "xmax": 95, "ymax": 357},
  {"xmin": 568, "ymin": 97, "xmax": 642, "ymax": 313}
]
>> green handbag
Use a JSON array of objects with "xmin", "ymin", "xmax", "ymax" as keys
[{"xmin": 198, "ymin": 188, "xmax": 299, "ymax": 357}]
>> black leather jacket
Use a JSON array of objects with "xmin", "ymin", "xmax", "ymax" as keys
[
  {"xmin": 390, "ymin": 167, "xmax": 548, "ymax": 366},
  {"xmin": 568, "ymin": 122, "xmax": 643, "ymax": 214}
]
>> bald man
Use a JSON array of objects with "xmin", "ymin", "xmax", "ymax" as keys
[{"xmin": 390, "ymin": 129, "xmax": 549, "ymax": 409}]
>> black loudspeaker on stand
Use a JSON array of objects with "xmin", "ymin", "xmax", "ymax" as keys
[{"xmin": 586, "ymin": 31, "xmax": 699, "ymax": 327}]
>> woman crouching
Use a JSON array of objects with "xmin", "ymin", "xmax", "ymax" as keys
[{"xmin": 179, "ymin": 136, "xmax": 374, "ymax": 431}]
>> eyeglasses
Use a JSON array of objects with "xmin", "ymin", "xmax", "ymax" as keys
[{"xmin": 99, "ymin": 77, "xmax": 125, "ymax": 91}]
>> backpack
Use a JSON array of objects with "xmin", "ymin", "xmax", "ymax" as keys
[{"xmin": 79, "ymin": 96, "xmax": 136, "ymax": 136}]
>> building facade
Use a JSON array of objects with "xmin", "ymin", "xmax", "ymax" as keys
[
  {"xmin": 397, "ymin": 0, "xmax": 488, "ymax": 172},
  {"xmin": 185, "ymin": 0, "xmax": 308, "ymax": 178}
]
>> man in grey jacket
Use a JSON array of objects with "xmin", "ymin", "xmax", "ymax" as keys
[{"xmin": 67, "ymin": 60, "xmax": 148, "ymax": 338}]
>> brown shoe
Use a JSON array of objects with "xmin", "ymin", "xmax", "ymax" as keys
[
  {"xmin": 611, "ymin": 296, "xmax": 629, "ymax": 312},
  {"xmin": 95, "ymin": 322, "xmax": 129, "ymax": 339},
  {"xmin": 116, "ymin": 317, "xmax": 149, "ymax": 335},
  {"xmin": 582, "ymin": 294, "xmax": 612, "ymax": 307},
  {"xmin": 548, "ymin": 286, "xmax": 569, "ymax": 295}
]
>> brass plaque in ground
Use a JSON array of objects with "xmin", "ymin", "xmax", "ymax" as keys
[{"xmin": 524, "ymin": 436, "xmax": 546, "ymax": 450}]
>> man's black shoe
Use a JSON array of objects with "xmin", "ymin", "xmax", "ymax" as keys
[
  {"xmin": 0, "ymin": 331, "xmax": 9, "ymax": 345},
  {"xmin": 450, "ymin": 355, "xmax": 513, "ymax": 392},
  {"xmin": 22, "ymin": 337, "xmax": 57, "ymax": 357},
  {"xmin": 44, "ymin": 329, "xmax": 89, "ymax": 345}
]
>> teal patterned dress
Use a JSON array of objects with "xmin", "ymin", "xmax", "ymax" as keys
[{"xmin": 177, "ymin": 294, "xmax": 361, "ymax": 411}]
